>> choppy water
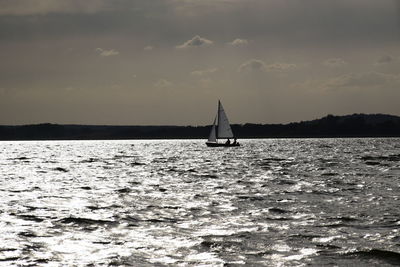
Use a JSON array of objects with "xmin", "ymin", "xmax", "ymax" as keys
[{"xmin": 0, "ymin": 138, "xmax": 400, "ymax": 266}]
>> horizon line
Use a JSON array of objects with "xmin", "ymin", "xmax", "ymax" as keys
[{"xmin": 1, "ymin": 113, "xmax": 399, "ymax": 127}]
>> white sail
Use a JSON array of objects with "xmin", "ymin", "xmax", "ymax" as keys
[
  {"xmin": 217, "ymin": 100, "xmax": 234, "ymax": 138},
  {"xmin": 208, "ymin": 116, "xmax": 217, "ymax": 142}
]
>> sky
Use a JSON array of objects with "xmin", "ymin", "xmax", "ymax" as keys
[{"xmin": 1, "ymin": 0, "xmax": 400, "ymax": 125}]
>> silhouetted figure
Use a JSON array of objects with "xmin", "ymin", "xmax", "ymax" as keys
[
  {"xmin": 226, "ymin": 139, "xmax": 231, "ymax": 145},
  {"xmin": 233, "ymin": 138, "xmax": 237, "ymax": 145}
]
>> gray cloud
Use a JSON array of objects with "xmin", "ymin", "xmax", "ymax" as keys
[
  {"xmin": 154, "ymin": 79, "xmax": 173, "ymax": 88},
  {"xmin": 1, "ymin": 0, "xmax": 399, "ymax": 45},
  {"xmin": 0, "ymin": 0, "xmax": 173, "ymax": 41},
  {"xmin": 330, "ymin": 72, "xmax": 400, "ymax": 88},
  {"xmin": 168, "ymin": 0, "xmax": 400, "ymax": 47},
  {"xmin": 376, "ymin": 55, "xmax": 394, "ymax": 65},
  {"xmin": 238, "ymin": 59, "xmax": 266, "ymax": 72},
  {"xmin": 323, "ymin": 58, "xmax": 347, "ymax": 67},
  {"xmin": 228, "ymin": 38, "xmax": 249, "ymax": 46},
  {"xmin": 191, "ymin": 68, "xmax": 218, "ymax": 76},
  {"xmin": 176, "ymin": 35, "xmax": 213, "ymax": 49},
  {"xmin": 95, "ymin": 48, "xmax": 119, "ymax": 56},
  {"xmin": 265, "ymin": 63, "xmax": 297, "ymax": 72},
  {"xmin": 238, "ymin": 60, "xmax": 297, "ymax": 73},
  {"xmin": 0, "ymin": 0, "xmax": 112, "ymax": 15},
  {"xmin": 301, "ymin": 72, "xmax": 400, "ymax": 91}
]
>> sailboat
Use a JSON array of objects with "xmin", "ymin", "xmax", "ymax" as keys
[{"xmin": 206, "ymin": 100, "xmax": 240, "ymax": 147}]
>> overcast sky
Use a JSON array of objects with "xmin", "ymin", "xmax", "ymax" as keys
[{"xmin": 1, "ymin": 0, "xmax": 400, "ymax": 125}]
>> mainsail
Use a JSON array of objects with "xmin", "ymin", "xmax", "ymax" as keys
[
  {"xmin": 217, "ymin": 101, "xmax": 234, "ymax": 139},
  {"xmin": 208, "ymin": 116, "xmax": 217, "ymax": 142}
]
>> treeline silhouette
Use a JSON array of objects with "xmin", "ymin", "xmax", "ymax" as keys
[{"xmin": 1, "ymin": 114, "xmax": 400, "ymax": 140}]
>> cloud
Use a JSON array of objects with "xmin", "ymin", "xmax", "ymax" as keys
[
  {"xmin": 375, "ymin": 55, "xmax": 394, "ymax": 65},
  {"xmin": 144, "ymin": 46, "xmax": 154, "ymax": 51},
  {"xmin": 238, "ymin": 59, "xmax": 297, "ymax": 73},
  {"xmin": 324, "ymin": 72, "xmax": 400, "ymax": 89},
  {"xmin": 265, "ymin": 63, "xmax": 297, "ymax": 72},
  {"xmin": 323, "ymin": 58, "xmax": 347, "ymax": 67},
  {"xmin": 176, "ymin": 35, "xmax": 213, "ymax": 49},
  {"xmin": 169, "ymin": 0, "xmax": 400, "ymax": 47},
  {"xmin": 238, "ymin": 59, "xmax": 266, "ymax": 72},
  {"xmin": 228, "ymin": 38, "xmax": 249, "ymax": 46},
  {"xmin": 154, "ymin": 79, "xmax": 173, "ymax": 88},
  {"xmin": 296, "ymin": 71, "xmax": 400, "ymax": 92},
  {"xmin": 190, "ymin": 68, "xmax": 218, "ymax": 76},
  {"xmin": 95, "ymin": 48, "xmax": 119, "ymax": 57},
  {"xmin": 0, "ymin": 0, "xmax": 111, "ymax": 16}
]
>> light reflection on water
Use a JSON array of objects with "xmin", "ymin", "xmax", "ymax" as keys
[{"xmin": 0, "ymin": 138, "xmax": 400, "ymax": 266}]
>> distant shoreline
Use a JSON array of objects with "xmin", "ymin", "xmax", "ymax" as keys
[{"xmin": 1, "ymin": 113, "xmax": 400, "ymax": 141}]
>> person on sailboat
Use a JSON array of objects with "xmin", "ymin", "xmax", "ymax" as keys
[{"xmin": 226, "ymin": 139, "xmax": 231, "ymax": 145}]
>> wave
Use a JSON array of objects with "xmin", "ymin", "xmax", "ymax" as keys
[
  {"xmin": 365, "ymin": 161, "xmax": 381, "ymax": 166},
  {"xmin": 16, "ymin": 214, "xmax": 45, "ymax": 222},
  {"xmin": 18, "ymin": 231, "xmax": 37, "ymax": 237},
  {"xmin": 0, "ymin": 248, "xmax": 17, "ymax": 252},
  {"xmin": 80, "ymin": 158, "xmax": 98, "ymax": 163},
  {"xmin": 198, "ymin": 174, "xmax": 218, "ymax": 179},
  {"xmin": 266, "ymin": 216, "xmax": 292, "ymax": 221},
  {"xmin": 0, "ymin": 257, "xmax": 19, "ymax": 262},
  {"xmin": 268, "ymin": 207, "xmax": 289, "ymax": 214},
  {"xmin": 336, "ymin": 216, "xmax": 358, "ymax": 222},
  {"xmin": 321, "ymin": 172, "xmax": 338, "ymax": 176},
  {"xmin": 86, "ymin": 204, "xmax": 122, "ymax": 210},
  {"xmin": 275, "ymin": 179, "xmax": 297, "ymax": 185},
  {"xmin": 53, "ymin": 167, "xmax": 68, "ymax": 172},
  {"xmin": 362, "ymin": 154, "xmax": 400, "ymax": 162},
  {"xmin": 116, "ymin": 188, "xmax": 131, "ymax": 193},
  {"xmin": 263, "ymin": 157, "xmax": 286, "ymax": 162},
  {"xmin": 237, "ymin": 195, "xmax": 266, "ymax": 201},
  {"xmin": 345, "ymin": 249, "xmax": 400, "ymax": 265},
  {"xmin": 58, "ymin": 217, "xmax": 117, "ymax": 226},
  {"xmin": 131, "ymin": 162, "xmax": 146, "ymax": 166},
  {"xmin": 34, "ymin": 259, "xmax": 49, "ymax": 264},
  {"xmin": 288, "ymin": 234, "xmax": 321, "ymax": 240},
  {"xmin": 12, "ymin": 156, "xmax": 29, "ymax": 161},
  {"xmin": 123, "ymin": 215, "xmax": 179, "ymax": 224},
  {"xmin": 80, "ymin": 186, "xmax": 92, "ymax": 190}
]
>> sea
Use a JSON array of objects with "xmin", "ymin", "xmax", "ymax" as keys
[{"xmin": 0, "ymin": 138, "xmax": 399, "ymax": 266}]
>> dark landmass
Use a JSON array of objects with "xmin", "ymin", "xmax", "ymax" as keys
[{"xmin": 1, "ymin": 114, "xmax": 400, "ymax": 140}]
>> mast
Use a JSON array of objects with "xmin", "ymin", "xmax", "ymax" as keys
[{"xmin": 216, "ymin": 100, "xmax": 220, "ymax": 141}]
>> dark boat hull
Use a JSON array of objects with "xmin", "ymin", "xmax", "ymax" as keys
[{"xmin": 206, "ymin": 142, "xmax": 240, "ymax": 147}]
